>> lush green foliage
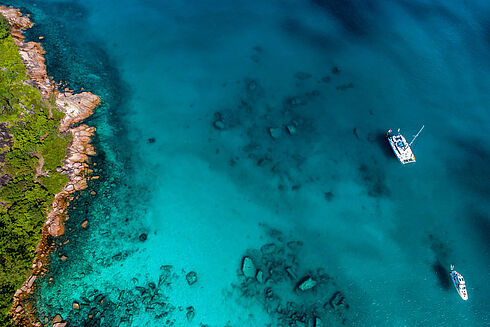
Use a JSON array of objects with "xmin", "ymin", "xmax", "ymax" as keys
[
  {"xmin": 0, "ymin": 20, "xmax": 71, "ymax": 326},
  {"xmin": 0, "ymin": 15, "xmax": 9, "ymax": 40}
]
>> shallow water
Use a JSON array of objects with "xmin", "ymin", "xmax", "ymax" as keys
[{"xmin": 4, "ymin": 0, "xmax": 490, "ymax": 326}]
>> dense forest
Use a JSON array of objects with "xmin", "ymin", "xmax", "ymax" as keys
[{"xmin": 0, "ymin": 14, "xmax": 71, "ymax": 326}]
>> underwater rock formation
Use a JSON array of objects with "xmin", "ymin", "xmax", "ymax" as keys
[
  {"xmin": 186, "ymin": 271, "xmax": 198, "ymax": 285},
  {"xmin": 0, "ymin": 6, "xmax": 100, "ymax": 326},
  {"xmin": 234, "ymin": 228, "xmax": 351, "ymax": 326},
  {"xmin": 241, "ymin": 256, "xmax": 257, "ymax": 278}
]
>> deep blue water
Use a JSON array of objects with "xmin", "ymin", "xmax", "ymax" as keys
[{"xmin": 4, "ymin": 0, "xmax": 490, "ymax": 326}]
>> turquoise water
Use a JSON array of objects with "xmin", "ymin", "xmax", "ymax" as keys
[{"xmin": 4, "ymin": 0, "xmax": 490, "ymax": 325}]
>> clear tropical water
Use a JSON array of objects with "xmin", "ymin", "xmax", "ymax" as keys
[{"xmin": 4, "ymin": 0, "xmax": 490, "ymax": 326}]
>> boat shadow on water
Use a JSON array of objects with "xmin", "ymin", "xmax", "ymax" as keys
[
  {"xmin": 433, "ymin": 260, "xmax": 451, "ymax": 290},
  {"xmin": 370, "ymin": 132, "xmax": 395, "ymax": 160}
]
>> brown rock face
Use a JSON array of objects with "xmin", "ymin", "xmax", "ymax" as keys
[
  {"xmin": 1, "ymin": 5, "xmax": 101, "ymax": 327},
  {"xmin": 57, "ymin": 92, "xmax": 101, "ymax": 132},
  {"xmin": 0, "ymin": 6, "xmax": 33, "ymax": 41},
  {"xmin": 52, "ymin": 314, "xmax": 62, "ymax": 324},
  {"xmin": 0, "ymin": 6, "xmax": 54, "ymax": 96}
]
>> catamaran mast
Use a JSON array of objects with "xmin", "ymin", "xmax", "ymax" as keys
[{"xmin": 408, "ymin": 125, "xmax": 424, "ymax": 147}]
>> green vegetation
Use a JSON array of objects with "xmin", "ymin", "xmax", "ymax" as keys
[
  {"xmin": 0, "ymin": 15, "xmax": 9, "ymax": 40},
  {"xmin": 0, "ymin": 17, "xmax": 71, "ymax": 326}
]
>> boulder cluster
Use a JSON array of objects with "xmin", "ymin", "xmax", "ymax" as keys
[
  {"xmin": 210, "ymin": 60, "xmax": 354, "ymax": 197},
  {"xmin": 39, "ymin": 265, "xmax": 198, "ymax": 326},
  {"xmin": 235, "ymin": 228, "xmax": 350, "ymax": 326}
]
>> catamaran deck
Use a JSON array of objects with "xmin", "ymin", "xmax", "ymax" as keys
[{"xmin": 387, "ymin": 133, "xmax": 416, "ymax": 164}]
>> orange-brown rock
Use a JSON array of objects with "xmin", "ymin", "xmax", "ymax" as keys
[
  {"xmin": 52, "ymin": 314, "xmax": 62, "ymax": 324},
  {"xmin": 0, "ymin": 6, "xmax": 54, "ymax": 96},
  {"xmin": 2, "ymin": 6, "xmax": 101, "ymax": 327},
  {"xmin": 0, "ymin": 6, "xmax": 32, "ymax": 41},
  {"xmin": 57, "ymin": 92, "xmax": 100, "ymax": 132}
]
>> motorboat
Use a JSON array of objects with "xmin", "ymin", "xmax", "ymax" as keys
[
  {"xmin": 386, "ymin": 125, "xmax": 424, "ymax": 164},
  {"xmin": 450, "ymin": 265, "xmax": 468, "ymax": 301}
]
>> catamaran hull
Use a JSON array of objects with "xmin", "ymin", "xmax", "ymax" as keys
[
  {"xmin": 387, "ymin": 135, "xmax": 416, "ymax": 165},
  {"xmin": 450, "ymin": 271, "xmax": 468, "ymax": 301}
]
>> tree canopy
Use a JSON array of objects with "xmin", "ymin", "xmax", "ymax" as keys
[{"xmin": 0, "ymin": 14, "xmax": 71, "ymax": 326}]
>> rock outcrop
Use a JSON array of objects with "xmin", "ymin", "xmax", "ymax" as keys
[{"xmin": 0, "ymin": 6, "xmax": 100, "ymax": 326}]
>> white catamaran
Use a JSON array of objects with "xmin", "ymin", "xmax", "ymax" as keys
[
  {"xmin": 386, "ymin": 125, "xmax": 424, "ymax": 164},
  {"xmin": 450, "ymin": 265, "xmax": 468, "ymax": 301}
]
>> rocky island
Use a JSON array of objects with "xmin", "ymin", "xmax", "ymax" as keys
[{"xmin": 0, "ymin": 6, "xmax": 99, "ymax": 326}]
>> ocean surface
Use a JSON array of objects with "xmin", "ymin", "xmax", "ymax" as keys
[{"xmin": 4, "ymin": 0, "xmax": 490, "ymax": 326}]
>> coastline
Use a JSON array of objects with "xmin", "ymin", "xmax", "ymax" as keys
[{"xmin": 0, "ymin": 6, "xmax": 100, "ymax": 326}]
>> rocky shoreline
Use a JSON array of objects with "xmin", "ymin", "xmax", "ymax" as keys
[{"xmin": 0, "ymin": 6, "xmax": 100, "ymax": 327}]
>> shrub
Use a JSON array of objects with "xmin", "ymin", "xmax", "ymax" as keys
[{"xmin": 0, "ymin": 14, "xmax": 9, "ymax": 39}]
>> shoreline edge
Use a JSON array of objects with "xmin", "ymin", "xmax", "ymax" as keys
[{"xmin": 0, "ymin": 6, "xmax": 101, "ymax": 327}]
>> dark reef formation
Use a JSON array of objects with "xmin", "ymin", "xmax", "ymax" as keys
[{"xmin": 233, "ymin": 226, "xmax": 350, "ymax": 326}]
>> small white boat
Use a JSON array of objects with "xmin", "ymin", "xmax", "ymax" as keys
[
  {"xmin": 450, "ymin": 265, "xmax": 468, "ymax": 301},
  {"xmin": 386, "ymin": 125, "xmax": 424, "ymax": 165}
]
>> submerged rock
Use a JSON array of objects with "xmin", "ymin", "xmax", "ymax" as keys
[
  {"xmin": 186, "ymin": 271, "xmax": 198, "ymax": 285},
  {"xmin": 329, "ymin": 291, "xmax": 345, "ymax": 309},
  {"xmin": 260, "ymin": 243, "xmax": 277, "ymax": 255},
  {"xmin": 268, "ymin": 127, "xmax": 282, "ymax": 140},
  {"xmin": 285, "ymin": 267, "xmax": 297, "ymax": 280},
  {"xmin": 256, "ymin": 270, "xmax": 264, "ymax": 283},
  {"xmin": 324, "ymin": 191, "xmax": 334, "ymax": 201},
  {"xmin": 158, "ymin": 265, "xmax": 173, "ymax": 287},
  {"xmin": 289, "ymin": 97, "xmax": 304, "ymax": 106},
  {"xmin": 295, "ymin": 321, "xmax": 307, "ymax": 327},
  {"xmin": 336, "ymin": 82, "xmax": 354, "ymax": 91},
  {"xmin": 286, "ymin": 124, "xmax": 297, "ymax": 135},
  {"xmin": 147, "ymin": 137, "xmax": 156, "ymax": 144},
  {"xmin": 139, "ymin": 233, "xmax": 147, "ymax": 241},
  {"xmin": 287, "ymin": 240, "xmax": 303, "ymax": 251},
  {"xmin": 332, "ymin": 66, "xmax": 340, "ymax": 74},
  {"xmin": 241, "ymin": 256, "xmax": 257, "ymax": 278},
  {"xmin": 247, "ymin": 80, "xmax": 257, "ymax": 91},
  {"xmin": 297, "ymin": 276, "xmax": 317, "ymax": 292},
  {"xmin": 213, "ymin": 119, "xmax": 225, "ymax": 130},
  {"xmin": 257, "ymin": 157, "xmax": 272, "ymax": 167},
  {"xmin": 186, "ymin": 306, "xmax": 195, "ymax": 322},
  {"xmin": 353, "ymin": 127, "xmax": 360, "ymax": 140}
]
